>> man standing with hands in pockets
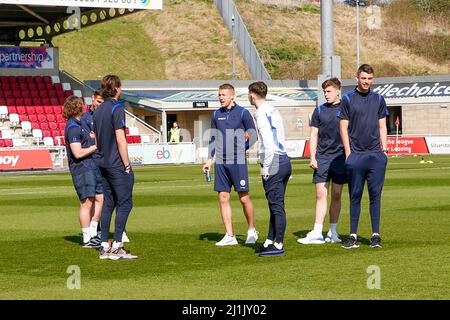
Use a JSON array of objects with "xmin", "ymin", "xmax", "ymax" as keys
[{"xmin": 339, "ymin": 64, "xmax": 388, "ymax": 249}]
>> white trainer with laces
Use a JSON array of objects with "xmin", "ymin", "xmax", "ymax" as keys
[
  {"xmin": 216, "ymin": 234, "xmax": 238, "ymax": 246},
  {"xmin": 245, "ymin": 228, "xmax": 259, "ymax": 244},
  {"xmin": 325, "ymin": 230, "xmax": 342, "ymax": 243},
  {"xmin": 297, "ymin": 231, "xmax": 325, "ymax": 244}
]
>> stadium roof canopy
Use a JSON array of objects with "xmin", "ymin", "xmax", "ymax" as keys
[{"xmin": 0, "ymin": 0, "xmax": 162, "ymax": 45}]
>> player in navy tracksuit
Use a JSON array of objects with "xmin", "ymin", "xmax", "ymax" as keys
[
  {"xmin": 80, "ymin": 89, "xmax": 104, "ymax": 242},
  {"xmin": 203, "ymin": 83, "xmax": 259, "ymax": 246},
  {"xmin": 298, "ymin": 78, "xmax": 346, "ymax": 245},
  {"xmin": 248, "ymin": 82, "xmax": 291, "ymax": 257},
  {"xmin": 63, "ymin": 96, "xmax": 103, "ymax": 248},
  {"xmin": 339, "ymin": 64, "xmax": 388, "ymax": 249},
  {"xmin": 93, "ymin": 75, "xmax": 136, "ymax": 260}
]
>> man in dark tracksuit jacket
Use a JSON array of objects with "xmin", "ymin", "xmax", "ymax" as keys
[{"xmin": 339, "ymin": 64, "xmax": 388, "ymax": 249}]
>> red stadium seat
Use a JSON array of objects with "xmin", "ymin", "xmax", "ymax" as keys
[
  {"xmin": 26, "ymin": 107, "xmax": 36, "ymax": 115},
  {"xmin": 39, "ymin": 91, "xmax": 48, "ymax": 98},
  {"xmin": 4, "ymin": 91, "xmax": 13, "ymax": 98},
  {"xmin": 0, "ymin": 99, "xmax": 6, "ymax": 105},
  {"xmin": 31, "ymin": 122, "xmax": 40, "ymax": 129},
  {"xmin": 8, "ymin": 76, "xmax": 16, "ymax": 84},
  {"xmin": 17, "ymin": 76, "xmax": 26, "ymax": 83},
  {"xmin": 56, "ymin": 114, "xmax": 65, "ymax": 123},
  {"xmin": 32, "ymin": 97, "xmax": 42, "ymax": 105},
  {"xmin": 51, "ymin": 129, "xmax": 60, "ymax": 137},
  {"xmin": 40, "ymin": 123, "xmax": 49, "ymax": 131},
  {"xmin": 58, "ymin": 121, "xmax": 66, "ymax": 130},
  {"xmin": 19, "ymin": 114, "xmax": 28, "ymax": 122},
  {"xmin": 35, "ymin": 106, "xmax": 44, "ymax": 114},
  {"xmin": 41, "ymin": 97, "xmax": 50, "ymax": 105},
  {"xmin": 38, "ymin": 114, "xmax": 47, "ymax": 123},
  {"xmin": 43, "ymin": 76, "xmax": 52, "ymax": 84},
  {"xmin": 30, "ymin": 90, "xmax": 39, "ymax": 98},
  {"xmin": 47, "ymin": 116, "xmax": 57, "ymax": 124},
  {"xmin": 21, "ymin": 91, "xmax": 31, "ymax": 99},
  {"xmin": 50, "ymin": 98, "xmax": 59, "ymax": 106},
  {"xmin": 64, "ymin": 90, "xmax": 74, "ymax": 97},
  {"xmin": 25, "ymin": 76, "xmax": 34, "ymax": 84},
  {"xmin": 54, "ymin": 136, "xmax": 65, "ymax": 146},
  {"xmin": 13, "ymin": 91, "xmax": 21, "ymax": 98},
  {"xmin": 53, "ymin": 106, "xmax": 62, "ymax": 114},
  {"xmin": 0, "ymin": 91, "xmax": 4, "ymax": 98},
  {"xmin": 37, "ymin": 83, "xmax": 46, "ymax": 91},
  {"xmin": 42, "ymin": 130, "xmax": 51, "ymax": 137},
  {"xmin": 4, "ymin": 139, "xmax": 13, "ymax": 147},
  {"xmin": 15, "ymin": 98, "xmax": 24, "ymax": 106},
  {"xmin": 34, "ymin": 76, "xmax": 43, "ymax": 83},
  {"xmin": 44, "ymin": 106, "xmax": 53, "ymax": 114},
  {"xmin": 60, "ymin": 129, "xmax": 65, "ymax": 136},
  {"xmin": 54, "ymin": 83, "xmax": 63, "ymax": 91},
  {"xmin": 28, "ymin": 114, "xmax": 38, "ymax": 122},
  {"xmin": 23, "ymin": 98, "xmax": 33, "ymax": 106},
  {"xmin": 16, "ymin": 106, "xmax": 26, "ymax": 115},
  {"xmin": 28, "ymin": 83, "xmax": 37, "ymax": 91},
  {"xmin": 6, "ymin": 98, "xmax": 15, "ymax": 106},
  {"xmin": 7, "ymin": 106, "xmax": 17, "ymax": 114}
]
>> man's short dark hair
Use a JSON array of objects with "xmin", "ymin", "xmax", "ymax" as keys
[
  {"xmin": 248, "ymin": 81, "xmax": 268, "ymax": 99},
  {"xmin": 357, "ymin": 64, "xmax": 375, "ymax": 75},
  {"xmin": 321, "ymin": 77, "xmax": 341, "ymax": 90}
]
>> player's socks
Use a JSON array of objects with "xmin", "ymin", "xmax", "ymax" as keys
[
  {"xmin": 329, "ymin": 223, "xmax": 337, "ymax": 234},
  {"xmin": 263, "ymin": 239, "xmax": 273, "ymax": 248},
  {"xmin": 89, "ymin": 221, "xmax": 99, "ymax": 237},
  {"xmin": 313, "ymin": 223, "xmax": 323, "ymax": 236},
  {"xmin": 101, "ymin": 242, "xmax": 110, "ymax": 249},
  {"xmin": 274, "ymin": 242, "xmax": 283, "ymax": 250},
  {"xmin": 112, "ymin": 241, "xmax": 123, "ymax": 249},
  {"xmin": 350, "ymin": 233, "xmax": 357, "ymax": 240},
  {"xmin": 82, "ymin": 228, "xmax": 91, "ymax": 243}
]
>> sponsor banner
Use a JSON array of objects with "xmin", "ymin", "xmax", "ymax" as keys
[
  {"xmin": 0, "ymin": 47, "xmax": 54, "ymax": 69},
  {"xmin": 343, "ymin": 82, "xmax": 450, "ymax": 99},
  {"xmin": 387, "ymin": 137, "xmax": 429, "ymax": 155},
  {"xmin": 0, "ymin": 150, "xmax": 53, "ymax": 171},
  {"xmin": 425, "ymin": 136, "xmax": 450, "ymax": 154},
  {"xmin": 128, "ymin": 143, "xmax": 196, "ymax": 165},
  {"xmin": 284, "ymin": 140, "xmax": 306, "ymax": 158},
  {"xmin": 0, "ymin": 0, "xmax": 162, "ymax": 10}
]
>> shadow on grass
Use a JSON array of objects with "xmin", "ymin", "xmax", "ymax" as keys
[
  {"xmin": 292, "ymin": 230, "xmax": 371, "ymax": 245},
  {"xmin": 198, "ymin": 232, "xmax": 258, "ymax": 251},
  {"xmin": 64, "ymin": 233, "xmax": 115, "ymax": 246}
]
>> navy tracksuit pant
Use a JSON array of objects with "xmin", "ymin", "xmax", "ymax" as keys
[
  {"xmin": 346, "ymin": 151, "xmax": 387, "ymax": 234},
  {"xmin": 262, "ymin": 155, "xmax": 292, "ymax": 244},
  {"xmin": 99, "ymin": 166, "xmax": 134, "ymax": 243}
]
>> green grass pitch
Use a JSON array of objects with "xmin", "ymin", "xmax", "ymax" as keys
[{"xmin": 0, "ymin": 155, "xmax": 449, "ymax": 299}]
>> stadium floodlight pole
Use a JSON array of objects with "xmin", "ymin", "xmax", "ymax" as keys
[
  {"xmin": 231, "ymin": 13, "xmax": 236, "ymax": 80},
  {"xmin": 321, "ymin": 0, "xmax": 333, "ymax": 78},
  {"xmin": 356, "ymin": 0, "xmax": 360, "ymax": 70}
]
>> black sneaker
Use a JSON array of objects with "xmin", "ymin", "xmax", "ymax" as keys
[
  {"xmin": 258, "ymin": 244, "xmax": 285, "ymax": 257},
  {"xmin": 370, "ymin": 235, "xmax": 383, "ymax": 248},
  {"xmin": 82, "ymin": 239, "xmax": 101, "ymax": 249},
  {"xmin": 341, "ymin": 235, "xmax": 360, "ymax": 249}
]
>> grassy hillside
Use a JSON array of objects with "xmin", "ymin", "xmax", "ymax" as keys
[{"xmin": 53, "ymin": 0, "xmax": 448, "ymax": 80}]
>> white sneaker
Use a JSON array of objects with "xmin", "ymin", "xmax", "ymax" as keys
[
  {"xmin": 216, "ymin": 234, "xmax": 238, "ymax": 246},
  {"xmin": 245, "ymin": 228, "xmax": 259, "ymax": 244},
  {"xmin": 325, "ymin": 230, "xmax": 342, "ymax": 243},
  {"xmin": 297, "ymin": 231, "xmax": 325, "ymax": 244},
  {"xmin": 122, "ymin": 231, "xmax": 130, "ymax": 243}
]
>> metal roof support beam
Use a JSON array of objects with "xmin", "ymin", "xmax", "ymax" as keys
[{"xmin": 16, "ymin": 5, "xmax": 49, "ymax": 24}]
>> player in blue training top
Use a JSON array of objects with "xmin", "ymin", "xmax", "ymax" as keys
[
  {"xmin": 298, "ymin": 78, "xmax": 346, "ymax": 245},
  {"xmin": 248, "ymin": 82, "xmax": 292, "ymax": 257},
  {"xmin": 203, "ymin": 83, "xmax": 259, "ymax": 246},
  {"xmin": 63, "ymin": 96, "xmax": 103, "ymax": 249},
  {"xmin": 93, "ymin": 75, "xmax": 137, "ymax": 260},
  {"xmin": 339, "ymin": 64, "xmax": 388, "ymax": 249},
  {"xmin": 80, "ymin": 89, "xmax": 130, "ymax": 244}
]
